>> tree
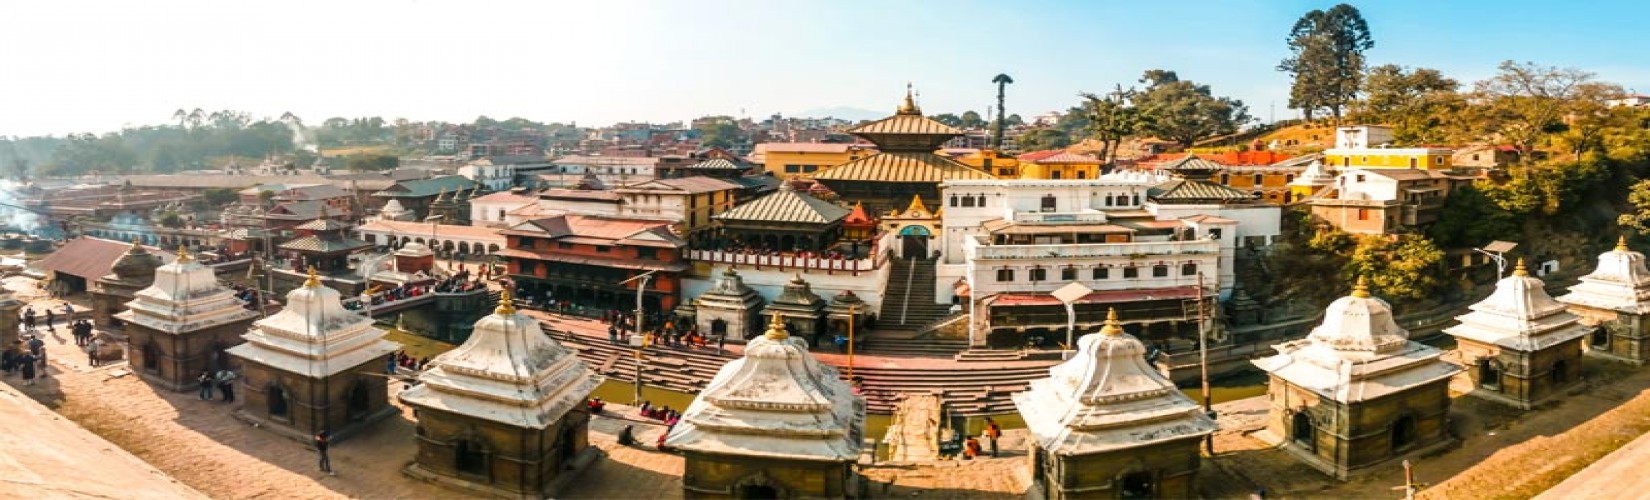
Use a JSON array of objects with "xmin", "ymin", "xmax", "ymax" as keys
[
  {"xmin": 1473, "ymin": 61, "xmax": 1618, "ymax": 157},
  {"xmin": 931, "ymin": 113, "xmax": 963, "ymax": 127},
  {"xmin": 992, "ymin": 73, "xmax": 1014, "ymax": 150},
  {"xmin": 1620, "ymin": 178, "xmax": 1650, "ymax": 233},
  {"xmin": 1080, "ymin": 85, "xmax": 1143, "ymax": 164},
  {"xmin": 959, "ymin": 111, "xmax": 987, "ymax": 129},
  {"xmin": 1347, "ymin": 234, "xmax": 1445, "ymax": 301},
  {"xmin": 1425, "ymin": 184, "xmax": 1521, "ymax": 249},
  {"xmin": 1015, "ymin": 128, "xmax": 1070, "ymax": 151},
  {"xmin": 1134, "ymin": 70, "xmax": 1251, "ymax": 148},
  {"xmin": 1355, "ymin": 65, "xmax": 1466, "ymax": 144},
  {"xmin": 157, "ymin": 211, "xmax": 184, "ymax": 229},
  {"xmin": 1278, "ymin": 4, "xmax": 1374, "ymax": 123},
  {"xmin": 1005, "ymin": 114, "xmax": 1024, "ymax": 126},
  {"xmin": 202, "ymin": 188, "xmax": 238, "ymax": 207},
  {"xmin": 345, "ymin": 153, "xmax": 399, "ymax": 172}
]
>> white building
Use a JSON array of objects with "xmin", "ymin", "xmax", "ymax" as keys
[
  {"xmin": 456, "ymin": 158, "xmax": 517, "ymax": 192},
  {"xmin": 547, "ymin": 156, "xmax": 658, "ymax": 187},
  {"xmin": 468, "ymin": 189, "xmax": 540, "ymax": 227}
]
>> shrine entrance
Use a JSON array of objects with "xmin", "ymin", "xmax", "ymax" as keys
[{"xmin": 899, "ymin": 225, "xmax": 930, "ymax": 260}]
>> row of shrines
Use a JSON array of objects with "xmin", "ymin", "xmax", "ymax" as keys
[{"xmin": 82, "ymin": 231, "xmax": 1650, "ymax": 498}]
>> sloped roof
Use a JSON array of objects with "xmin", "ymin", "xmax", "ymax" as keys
[
  {"xmin": 1147, "ymin": 179, "xmax": 1258, "ymax": 203},
  {"xmin": 715, "ymin": 184, "xmax": 850, "ymax": 225},
  {"xmin": 623, "ymin": 177, "xmax": 742, "ymax": 194},
  {"xmin": 1156, "ymin": 154, "xmax": 1226, "ymax": 172},
  {"xmin": 752, "ymin": 143, "xmax": 856, "ymax": 154},
  {"xmin": 37, "ymin": 237, "xmax": 167, "ymax": 279},
  {"xmin": 267, "ymin": 200, "xmax": 348, "ymax": 220},
  {"xmin": 684, "ymin": 158, "xmax": 749, "ymax": 171},
  {"xmin": 503, "ymin": 215, "xmax": 685, "ymax": 248},
  {"xmin": 812, "ymin": 151, "xmax": 994, "ymax": 183},
  {"xmin": 848, "ymin": 114, "xmax": 961, "ymax": 136},
  {"xmin": 295, "ymin": 218, "xmax": 353, "ymax": 231},
  {"xmin": 1028, "ymin": 152, "xmax": 1101, "ymax": 164},
  {"xmin": 277, "ymin": 184, "xmax": 350, "ymax": 200},
  {"xmin": 278, "ymin": 235, "xmax": 372, "ymax": 254},
  {"xmin": 373, "ymin": 175, "xmax": 478, "ymax": 198},
  {"xmin": 1016, "ymin": 149, "xmax": 1066, "ymax": 162}
]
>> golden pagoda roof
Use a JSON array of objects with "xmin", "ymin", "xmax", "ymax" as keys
[
  {"xmin": 848, "ymin": 114, "xmax": 962, "ymax": 136},
  {"xmin": 812, "ymin": 151, "xmax": 994, "ymax": 183},
  {"xmin": 714, "ymin": 182, "xmax": 850, "ymax": 225}
]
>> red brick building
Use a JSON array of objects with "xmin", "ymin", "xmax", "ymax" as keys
[{"xmin": 498, "ymin": 215, "xmax": 688, "ymax": 315}]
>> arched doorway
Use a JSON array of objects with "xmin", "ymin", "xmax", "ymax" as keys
[
  {"xmin": 898, "ymin": 225, "xmax": 931, "ymax": 260},
  {"xmin": 1552, "ymin": 360, "xmax": 1569, "ymax": 385},
  {"xmin": 1119, "ymin": 471, "xmax": 1155, "ymax": 499},
  {"xmin": 736, "ymin": 485, "xmax": 779, "ymax": 500},
  {"xmin": 1391, "ymin": 415, "xmax": 1417, "ymax": 452},
  {"xmin": 1591, "ymin": 326, "xmax": 1610, "ymax": 350},
  {"xmin": 142, "ymin": 343, "xmax": 160, "ymax": 372},
  {"xmin": 1291, "ymin": 411, "xmax": 1315, "ymax": 451},
  {"xmin": 1478, "ymin": 358, "xmax": 1502, "ymax": 390},
  {"xmin": 268, "ymin": 385, "xmax": 289, "ymax": 419},
  {"xmin": 455, "ymin": 438, "xmax": 487, "ymax": 476},
  {"xmin": 347, "ymin": 380, "xmax": 371, "ymax": 421},
  {"xmin": 711, "ymin": 319, "xmax": 728, "ymax": 337}
]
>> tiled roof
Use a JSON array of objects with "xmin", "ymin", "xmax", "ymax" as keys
[
  {"xmin": 539, "ymin": 189, "xmax": 622, "ymax": 202},
  {"xmin": 729, "ymin": 175, "xmax": 781, "ymax": 193},
  {"xmin": 469, "ymin": 191, "xmax": 539, "ymax": 206},
  {"xmin": 502, "ymin": 215, "xmax": 685, "ymax": 249},
  {"xmin": 1157, "ymin": 155, "xmax": 1226, "ymax": 171},
  {"xmin": 36, "ymin": 237, "xmax": 167, "ymax": 279},
  {"xmin": 622, "ymin": 177, "xmax": 743, "ymax": 194},
  {"xmin": 752, "ymin": 143, "xmax": 856, "ymax": 154},
  {"xmin": 848, "ymin": 114, "xmax": 962, "ymax": 137},
  {"xmin": 1016, "ymin": 150, "xmax": 1066, "ymax": 162},
  {"xmin": 268, "ymin": 201, "xmax": 347, "ymax": 220},
  {"xmin": 1147, "ymin": 179, "xmax": 1258, "ymax": 203},
  {"xmin": 812, "ymin": 152, "xmax": 994, "ymax": 183},
  {"xmin": 715, "ymin": 185, "xmax": 850, "ymax": 225},
  {"xmin": 683, "ymin": 158, "xmax": 749, "ymax": 171},
  {"xmin": 278, "ymin": 235, "xmax": 373, "ymax": 254},
  {"xmin": 295, "ymin": 219, "xmax": 353, "ymax": 231},
  {"xmin": 373, "ymin": 175, "xmax": 478, "ymax": 198},
  {"xmin": 278, "ymin": 184, "xmax": 350, "ymax": 200},
  {"xmin": 356, "ymin": 220, "xmax": 507, "ymax": 242},
  {"xmin": 1029, "ymin": 152, "xmax": 1101, "ymax": 164}
]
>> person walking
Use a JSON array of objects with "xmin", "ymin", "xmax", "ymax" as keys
[
  {"xmin": 44, "ymin": 309, "xmax": 56, "ymax": 331},
  {"xmin": 21, "ymin": 307, "xmax": 35, "ymax": 332},
  {"xmin": 314, "ymin": 430, "xmax": 333, "ymax": 475},
  {"xmin": 27, "ymin": 335, "xmax": 44, "ymax": 358},
  {"xmin": 385, "ymin": 355, "xmax": 397, "ymax": 375},
  {"xmin": 984, "ymin": 417, "xmax": 1002, "ymax": 457},
  {"xmin": 17, "ymin": 351, "xmax": 36, "ymax": 385},
  {"xmin": 197, "ymin": 371, "xmax": 215, "ymax": 400},
  {"xmin": 215, "ymin": 369, "xmax": 237, "ymax": 402},
  {"xmin": 86, "ymin": 339, "xmax": 102, "ymax": 367}
]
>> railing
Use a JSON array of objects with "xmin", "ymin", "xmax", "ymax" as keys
[
  {"xmin": 688, "ymin": 249, "xmax": 885, "ymax": 274},
  {"xmin": 969, "ymin": 239, "xmax": 1220, "ymax": 260}
]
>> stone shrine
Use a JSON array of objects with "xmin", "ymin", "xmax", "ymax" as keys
[
  {"xmin": 1251, "ymin": 277, "xmax": 1461, "ymax": 479},
  {"xmin": 664, "ymin": 314, "xmax": 865, "ymax": 499},
  {"xmin": 694, "ymin": 268, "xmax": 765, "ymax": 341},
  {"xmin": 118, "ymin": 248, "xmax": 260, "ymax": 391},
  {"xmin": 1013, "ymin": 308, "xmax": 1217, "ymax": 499},
  {"xmin": 227, "ymin": 268, "xmax": 400, "ymax": 442},
  {"xmin": 91, "ymin": 240, "xmax": 164, "ymax": 332},
  {"xmin": 399, "ymin": 289, "xmax": 603, "ymax": 498},
  {"xmin": 1558, "ymin": 237, "xmax": 1650, "ymax": 364},
  {"xmin": 1444, "ymin": 260, "xmax": 1588, "ymax": 409},
  {"xmin": 762, "ymin": 274, "xmax": 826, "ymax": 345}
]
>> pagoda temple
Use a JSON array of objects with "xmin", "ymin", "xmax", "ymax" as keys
[
  {"xmin": 712, "ymin": 181, "xmax": 850, "ymax": 253},
  {"xmin": 227, "ymin": 268, "xmax": 400, "ymax": 442},
  {"xmin": 1146, "ymin": 154, "xmax": 1261, "ymax": 205},
  {"xmin": 762, "ymin": 274, "xmax": 826, "ymax": 344},
  {"xmin": 1444, "ymin": 259, "xmax": 1588, "ymax": 409},
  {"xmin": 1251, "ymin": 277, "xmax": 1461, "ymax": 479},
  {"xmin": 399, "ymin": 289, "xmax": 603, "ymax": 498},
  {"xmin": 824, "ymin": 289, "xmax": 869, "ymax": 340},
  {"xmin": 1558, "ymin": 236, "xmax": 1650, "ymax": 364},
  {"xmin": 90, "ymin": 240, "xmax": 164, "ymax": 334},
  {"xmin": 274, "ymin": 218, "xmax": 373, "ymax": 295},
  {"xmin": 664, "ymin": 314, "xmax": 865, "ymax": 499},
  {"xmin": 840, "ymin": 202, "xmax": 877, "ymax": 243},
  {"xmin": 812, "ymin": 87, "xmax": 994, "ymax": 214},
  {"xmin": 120, "ymin": 248, "xmax": 261, "ymax": 391},
  {"xmin": 693, "ymin": 268, "xmax": 766, "ymax": 341},
  {"xmin": 1013, "ymin": 308, "xmax": 1217, "ymax": 500}
]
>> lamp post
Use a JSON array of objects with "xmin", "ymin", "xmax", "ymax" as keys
[
  {"xmin": 1472, "ymin": 240, "xmax": 1518, "ymax": 279},
  {"xmin": 847, "ymin": 303, "xmax": 856, "ymax": 381},
  {"xmin": 620, "ymin": 270, "xmax": 658, "ymax": 405},
  {"xmin": 1051, "ymin": 281, "xmax": 1093, "ymax": 360}
]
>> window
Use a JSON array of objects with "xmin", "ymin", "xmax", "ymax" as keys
[
  {"xmin": 1030, "ymin": 268, "xmax": 1047, "ymax": 281},
  {"xmin": 949, "ymin": 195, "xmax": 959, "ymax": 207},
  {"xmin": 497, "ymin": 209, "xmax": 505, "ymax": 220},
  {"xmin": 1253, "ymin": 174, "xmax": 1263, "ymax": 185},
  {"xmin": 596, "ymin": 246, "xmax": 611, "ymax": 253},
  {"xmin": 976, "ymin": 195, "xmax": 985, "ymax": 206},
  {"xmin": 996, "ymin": 269, "xmax": 1015, "ymax": 282},
  {"xmin": 657, "ymin": 249, "xmax": 674, "ymax": 260},
  {"xmin": 557, "ymin": 242, "xmax": 573, "ymax": 249},
  {"xmin": 1104, "ymin": 196, "xmax": 1114, "ymax": 207},
  {"xmin": 983, "ymin": 158, "xmax": 993, "ymax": 168},
  {"xmin": 1133, "ymin": 194, "xmax": 1141, "ymax": 205},
  {"xmin": 1220, "ymin": 174, "xmax": 1230, "ymax": 184},
  {"xmin": 784, "ymin": 164, "xmax": 802, "ymax": 173},
  {"xmin": 1357, "ymin": 209, "xmax": 1370, "ymax": 220},
  {"xmin": 1076, "ymin": 171, "xmax": 1087, "ymax": 179},
  {"xmin": 1061, "ymin": 267, "xmax": 1076, "ymax": 280},
  {"xmin": 803, "ymin": 165, "xmax": 819, "ymax": 173},
  {"xmin": 1152, "ymin": 265, "xmax": 1169, "ymax": 277},
  {"xmin": 1356, "ymin": 174, "xmax": 1366, "ymax": 182},
  {"xmin": 1123, "ymin": 266, "xmax": 1139, "ymax": 278},
  {"xmin": 962, "ymin": 196, "xmax": 976, "ymax": 208},
  {"xmin": 1094, "ymin": 267, "xmax": 1109, "ymax": 280},
  {"xmin": 1041, "ymin": 195, "xmax": 1057, "ymax": 212},
  {"xmin": 1051, "ymin": 171, "xmax": 1063, "ymax": 179},
  {"xmin": 1409, "ymin": 158, "xmax": 1418, "ymax": 168}
]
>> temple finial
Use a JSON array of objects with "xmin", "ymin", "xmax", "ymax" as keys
[
  {"xmin": 1514, "ymin": 257, "xmax": 1529, "ymax": 277},
  {"xmin": 1618, "ymin": 235, "xmax": 1630, "ymax": 252},
  {"xmin": 495, "ymin": 286, "xmax": 516, "ymax": 315},
  {"xmin": 1351, "ymin": 275, "xmax": 1371, "ymax": 298},
  {"xmin": 897, "ymin": 82, "xmax": 920, "ymax": 115},
  {"xmin": 176, "ymin": 245, "xmax": 193, "ymax": 263},
  {"xmin": 1100, "ymin": 307, "xmax": 1123, "ymax": 336},
  {"xmin": 764, "ymin": 312, "xmax": 789, "ymax": 340},
  {"xmin": 305, "ymin": 266, "xmax": 320, "ymax": 287}
]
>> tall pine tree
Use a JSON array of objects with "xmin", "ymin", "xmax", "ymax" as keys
[{"xmin": 1279, "ymin": 4, "xmax": 1373, "ymax": 122}]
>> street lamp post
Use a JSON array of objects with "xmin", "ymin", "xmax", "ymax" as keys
[
  {"xmin": 620, "ymin": 270, "xmax": 658, "ymax": 405},
  {"xmin": 1051, "ymin": 281, "xmax": 1094, "ymax": 360}
]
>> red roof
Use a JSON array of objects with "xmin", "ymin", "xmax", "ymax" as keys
[
  {"xmin": 1144, "ymin": 150, "xmax": 1295, "ymax": 167},
  {"xmin": 987, "ymin": 286, "xmax": 1204, "ymax": 307},
  {"xmin": 36, "ymin": 237, "xmax": 165, "ymax": 280},
  {"xmin": 1016, "ymin": 149, "xmax": 1066, "ymax": 162}
]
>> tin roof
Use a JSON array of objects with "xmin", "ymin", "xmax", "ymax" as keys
[
  {"xmin": 683, "ymin": 158, "xmax": 750, "ymax": 171},
  {"xmin": 811, "ymin": 152, "xmax": 994, "ymax": 183},
  {"xmin": 278, "ymin": 235, "xmax": 372, "ymax": 254},
  {"xmin": 37, "ymin": 237, "xmax": 167, "ymax": 280},
  {"xmin": 1146, "ymin": 179, "xmax": 1258, "ymax": 203},
  {"xmin": 715, "ymin": 183, "xmax": 850, "ymax": 225}
]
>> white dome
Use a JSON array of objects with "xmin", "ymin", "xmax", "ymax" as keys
[{"xmin": 1305, "ymin": 277, "xmax": 1409, "ymax": 355}]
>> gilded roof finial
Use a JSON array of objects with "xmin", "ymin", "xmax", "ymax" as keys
[
  {"xmin": 897, "ymin": 82, "xmax": 920, "ymax": 115},
  {"xmin": 1100, "ymin": 307, "xmax": 1124, "ymax": 336},
  {"xmin": 495, "ymin": 286, "xmax": 516, "ymax": 315},
  {"xmin": 1351, "ymin": 275, "xmax": 1371, "ymax": 298},
  {"xmin": 763, "ymin": 312, "xmax": 789, "ymax": 340},
  {"xmin": 176, "ymin": 245, "xmax": 193, "ymax": 263},
  {"xmin": 1514, "ymin": 257, "xmax": 1529, "ymax": 277},
  {"xmin": 1618, "ymin": 235, "xmax": 1630, "ymax": 252},
  {"xmin": 304, "ymin": 266, "xmax": 320, "ymax": 288}
]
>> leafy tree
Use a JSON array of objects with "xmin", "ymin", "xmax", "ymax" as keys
[
  {"xmin": 1426, "ymin": 184, "xmax": 1521, "ymax": 248},
  {"xmin": 1472, "ymin": 61, "xmax": 1620, "ymax": 157},
  {"xmin": 1133, "ymin": 70, "xmax": 1251, "ymax": 148},
  {"xmin": 202, "ymin": 188, "xmax": 239, "ymax": 207},
  {"xmin": 1279, "ymin": 4, "xmax": 1374, "ymax": 122},
  {"xmin": 959, "ymin": 111, "xmax": 987, "ymax": 129},
  {"xmin": 931, "ymin": 113, "xmax": 963, "ymax": 128},
  {"xmin": 345, "ymin": 153, "xmax": 399, "ymax": 172},
  {"xmin": 157, "ymin": 211, "xmax": 184, "ymax": 229},
  {"xmin": 1355, "ymin": 64, "xmax": 1465, "ymax": 144},
  {"xmin": 992, "ymin": 74, "xmax": 1014, "ymax": 149},
  {"xmin": 1080, "ymin": 85, "xmax": 1143, "ymax": 164},
  {"xmin": 1347, "ymin": 234, "xmax": 1445, "ymax": 301},
  {"xmin": 1005, "ymin": 114, "xmax": 1024, "ymax": 126},
  {"xmin": 1015, "ymin": 128, "xmax": 1070, "ymax": 151}
]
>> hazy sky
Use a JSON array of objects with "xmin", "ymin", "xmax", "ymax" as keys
[{"xmin": 5, "ymin": 0, "xmax": 1648, "ymax": 137}]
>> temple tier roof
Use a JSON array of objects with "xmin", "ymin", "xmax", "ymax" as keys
[
  {"xmin": 713, "ymin": 182, "xmax": 850, "ymax": 225},
  {"xmin": 226, "ymin": 269, "xmax": 399, "ymax": 378},
  {"xmin": 399, "ymin": 290, "xmax": 602, "ymax": 429},
  {"xmin": 105, "ymin": 240, "xmax": 164, "ymax": 284},
  {"xmin": 845, "ymin": 88, "xmax": 963, "ymax": 152},
  {"xmin": 1252, "ymin": 278, "xmax": 1461, "ymax": 403},
  {"xmin": 1446, "ymin": 261, "xmax": 1590, "ymax": 351},
  {"xmin": 117, "ymin": 248, "xmax": 259, "ymax": 334},
  {"xmin": 694, "ymin": 268, "xmax": 764, "ymax": 310},
  {"xmin": 1013, "ymin": 309, "xmax": 1217, "ymax": 456},
  {"xmin": 812, "ymin": 152, "xmax": 993, "ymax": 183},
  {"xmin": 664, "ymin": 315, "xmax": 864, "ymax": 462},
  {"xmin": 1558, "ymin": 237, "xmax": 1650, "ymax": 314}
]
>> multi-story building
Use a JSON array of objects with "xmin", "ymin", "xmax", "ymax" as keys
[
  {"xmin": 498, "ymin": 215, "xmax": 688, "ymax": 315},
  {"xmin": 1323, "ymin": 125, "xmax": 1454, "ymax": 170},
  {"xmin": 613, "ymin": 177, "xmax": 742, "ymax": 237},
  {"xmin": 456, "ymin": 157, "xmax": 518, "ymax": 192},
  {"xmin": 748, "ymin": 142, "xmax": 875, "ymax": 179},
  {"xmin": 1307, "ymin": 168, "xmax": 1460, "ymax": 235},
  {"xmin": 546, "ymin": 155, "xmax": 658, "ymax": 187},
  {"xmin": 1017, "ymin": 151, "xmax": 1103, "ymax": 180}
]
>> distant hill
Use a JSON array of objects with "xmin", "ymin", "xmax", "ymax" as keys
[{"xmin": 792, "ymin": 106, "xmax": 886, "ymax": 122}]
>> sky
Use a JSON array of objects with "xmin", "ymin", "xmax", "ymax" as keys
[{"xmin": 4, "ymin": 0, "xmax": 1649, "ymax": 137}]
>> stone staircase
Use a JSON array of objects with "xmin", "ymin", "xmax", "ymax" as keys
[
  {"xmin": 879, "ymin": 259, "xmax": 952, "ymax": 330},
  {"xmin": 858, "ymin": 336, "xmax": 971, "ymax": 358}
]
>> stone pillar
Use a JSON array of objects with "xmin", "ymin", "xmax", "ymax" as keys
[{"xmin": 0, "ymin": 295, "xmax": 21, "ymax": 349}]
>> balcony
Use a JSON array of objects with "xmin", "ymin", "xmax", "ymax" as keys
[{"xmin": 968, "ymin": 239, "xmax": 1219, "ymax": 260}]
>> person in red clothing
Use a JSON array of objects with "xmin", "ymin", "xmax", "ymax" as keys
[{"xmin": 984, "ymin": 417, "xmax": 1002, "ymax": 457}]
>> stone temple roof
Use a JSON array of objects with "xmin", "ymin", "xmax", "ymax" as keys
[
  {"xmin": 664, "ymin": 314, "xmax": 863, "ymax": 462},
  {"xmin": 117, "ymin": 249, "xmax": 258, "ymax": 334},
  {"xmin": 1252, "ymin": 277, "xmax": 1461, "ymax": 403},
  {"xmin": 227, "ymin": 270, "xmax": 399, "ymax": 378},
  {"xmin": 399, "ymin": 290, "xmax": 601, "ymax": 429},
  {"xmin": 1559, "ymin": 237, "xmax": 1650, "ymax": 314},
  {"xmin": 1013, "ymin": 309, "xmax": 1216, "ymax": 456},
  {"xmin": 1446, "ymin": 260, "xmax": 1589, "ymax": 351},
  {"xmin": 694, "ymin": 268, "xmax": 764, "ymax": 310}
]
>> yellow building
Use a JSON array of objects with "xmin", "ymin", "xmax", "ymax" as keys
[
  {"xmin": 1323, "ymin": 148, "xmax": 1455, "ymax": 170},
  {"xmin": 1018, "ymin": 151, "xmax": 1102, "ymax": 180},
  {"xmin": 749, "ymin": 143, "xmax": 875, "ymax": 178},
  {"xmin": 955, "ymin": 149, "xmax": 1021, "ymax": 178}
]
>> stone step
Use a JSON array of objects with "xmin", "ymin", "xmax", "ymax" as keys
[{"xmin": 955, "ymin": 350, "xmax": 1027, "ymax": 363}]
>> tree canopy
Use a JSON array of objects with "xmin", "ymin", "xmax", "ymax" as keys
[
  {"xmin": 1133, "ymin": 70, "xmax": 1251, "ymax": 148},
  {"xmin": 1279, "ymin": 3, "xmax": 1374, "ymax": 122}
]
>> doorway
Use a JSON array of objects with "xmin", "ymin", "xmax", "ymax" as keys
[
  {"xmin": 347, "ymin": 380, "xmax": 371, "ymax": 421},
  {"xmin": 899, "ymin": 225, "xmax": 930, "ymax": 260},
  {"xmin": 268, "ymin": 385, "xmax": 289, "ymax": 419},
  {"xmin": 1119, "ymin": 471, "xmax": 1155, "ymax": 499},
  {"xmin": 735, "ymin": 484, "xmax": 779, "ymax": 500},
  {"xmin": 1291, "ymin": 411, "xmax": 1315, "ymax": 451},
  {"xmin": 1391, "ymin": 415, "xmax": 1417, "ymax": 452}
]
